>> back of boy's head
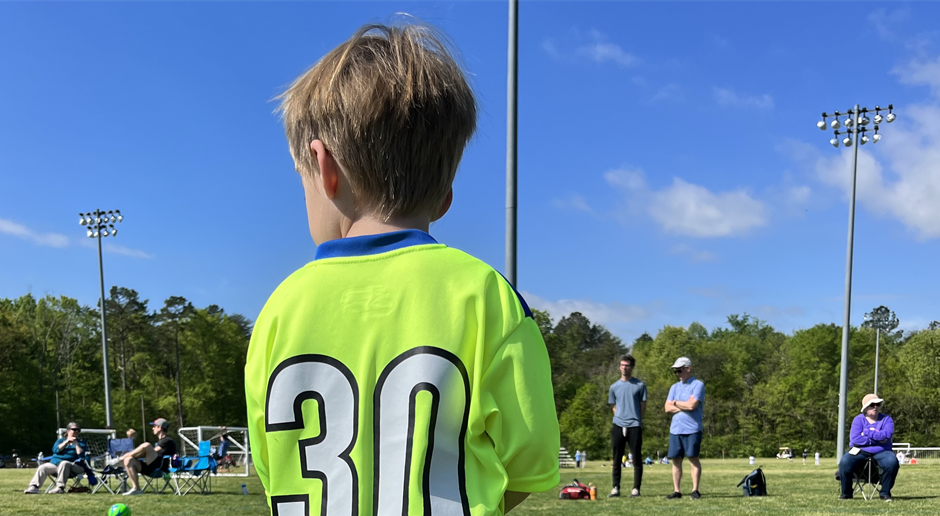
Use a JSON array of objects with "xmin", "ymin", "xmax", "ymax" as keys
[{"xmin": 278, "ymin": 21, "xmax": 477, "ymax": 220}]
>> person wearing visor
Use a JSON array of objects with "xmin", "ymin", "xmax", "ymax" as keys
[
  {"xmin": 664, "ymin": 357, "xmax": 705, "ymax": 500},
  {"xmin": 115, "ymin": 417, "xmax": 177, "ymax": 496},
  {"xmin": 23, "ymin": 422, "xmax": 86, "ymax": 494},
  {"xmin": 838, "ymin": 394, "xmax": 899, "ymax": 502}
]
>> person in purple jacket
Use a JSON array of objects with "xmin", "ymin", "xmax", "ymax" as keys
[{"xmin": 837, "ymin": 393, "xmax": 899, "ymax": 502}]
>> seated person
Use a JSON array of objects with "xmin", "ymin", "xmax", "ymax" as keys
[
  {"xmin": 118, "ymin": 417, "xmax": 177, "ymax": 496},
  {"xmin": 837, "ymin": 394, "xmax": 899, "ymax": 502},
  {"xmin": 23, "ymin": 422, "xmax": 87, "ymax": 494}
]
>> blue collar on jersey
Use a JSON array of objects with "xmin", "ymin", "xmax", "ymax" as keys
[{"xmin": 314, "ymin": 229, "xmax": 438, "ymax": 260}]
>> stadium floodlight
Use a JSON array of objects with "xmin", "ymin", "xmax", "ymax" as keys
[
  {"xmin": 76, "ymin": 209, "xmax": 125, "ymax": 429},
  {"xmin": 816, "ymin": 103, "xmax": 894, "ymax": 460},
  {"xmin": 817, "ymin": 120, "xmax": 827, "ymax": 130}
]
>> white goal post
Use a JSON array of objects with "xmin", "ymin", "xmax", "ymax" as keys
[
  {"xmin": 178, "ymin": 426, "xmax": 249, "ymax": 477},
  {"xmin": 56, "ymin": 428, "xmax": 117, "ymax": 470},
  {"xmin": 892, "ymin": 443, "xmax": 940, "ymax": 465}
]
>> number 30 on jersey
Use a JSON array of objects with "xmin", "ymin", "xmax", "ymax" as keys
[{"xmin": 264, "ymin": 347, "xmax": 471, "ymax": 516}]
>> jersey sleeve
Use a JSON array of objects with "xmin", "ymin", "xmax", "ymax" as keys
[
  {"xmin": 245, "ymin": 308, "xmax": 275, "ymax": 504},
  {"xmin": 479, "ymin": 318, "xmax": 560, "ymax": 493}
]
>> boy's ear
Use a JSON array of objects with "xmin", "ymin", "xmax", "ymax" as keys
[
  {"xmin": 432, "ymin": 188, "xmax": 453, "ymax": 222},
  {"xmin": 310, "ymin": 140, "xmax": 339, "ymax": 199}
]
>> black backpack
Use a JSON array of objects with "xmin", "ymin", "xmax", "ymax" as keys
[{"xmin": 737, "ymin": 467, "xmax": 767, "ymax": 496}]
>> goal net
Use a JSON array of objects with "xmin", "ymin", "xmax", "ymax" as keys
[
  {"xmin": 178, "ymin": 426, "xmax": 249, "ymax": 477},
  {"xmin": 57, "ymin": 428, "xmax": 116, "ymax": 470},
  {"xmin": 892, "ymin": 444, "xmax": 940, "ymax": 465}
]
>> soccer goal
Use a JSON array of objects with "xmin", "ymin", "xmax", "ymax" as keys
[
  {"xmin": 178, "ymin": 426, "xmax": 249, "ymax": 477},
  {"xmin": 892, "ymin": 443, "xmax": 940, "ymax": 465},
  {"xmin": 56, "ymin": 428, "xmax": 116, "ymax": 470}
]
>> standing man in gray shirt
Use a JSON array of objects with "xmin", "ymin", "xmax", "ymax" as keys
[{"xmin": 608, "ymin": 354, "xmax": 647, "ymax": 497}]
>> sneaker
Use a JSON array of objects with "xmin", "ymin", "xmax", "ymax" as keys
[
  {"xmin": 48, "ymin": 487, "xmax": 65, "ymax": 494},
  {"xmin": 691, "ymin": 490, "xmax": 701, "ymax": 500},
  {"xmin": 839, "ymin": 494, "xmax": 853, "ymax": 499},
  {"xmin": 23, "ymin": 486, "xmax": 40, "ymax": 494},
  {"xmin": 123, "ymin": 488, "xmax": 143, "ymax": 496},
  {"xmin": 666, "ymin": 492, "xmax": 682, "ymax": 500},
  {"xmin": 608, "ymin": 487, "xmax": 620, "ymax": 498},
  {"xmin": 881, "ymin": 495, "xmax": 893, "ymax": 502},
  {"xmin": 630, "ymin": 488, "xmax": 640, "ymax": 497},
  {"xmin": 107, "ymin": 456, "xmax": 124, "ymax": 468}
]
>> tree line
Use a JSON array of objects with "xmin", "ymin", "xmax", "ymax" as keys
[
  {"xmin": 539, "ymin": 309, "xmax": 940, "ymax": 460},
  {"xmin": 0, "ymin": 287, "xmax": 250, "ymax": 455},
  {"xmin": 3, "ymin": 285, "xmax": 938, "ymax": 462}
]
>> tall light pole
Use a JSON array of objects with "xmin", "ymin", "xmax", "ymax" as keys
[
  {"xmin": 817, "ymin": 105, "xmax": 895, "ymax": 459},
  {"xmin": 505, "ymin": 0, "xmax": 519, "ymax": 287},
  {"xmin": 863, "ymin": 306, "xmax": 899, "ymax": 396},
  {"xmin": 79, "ymin": 209, "xmax": 123, "ymax": 429}
]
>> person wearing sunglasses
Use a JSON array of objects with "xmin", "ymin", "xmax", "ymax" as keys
[
  {"xmin": 663, "ymin": 357, "xmax": 705, "ymax": 500},
  {"xmin": 23, "ymin": 422, "xmax": 86, "ymax": 494},
  {"xmin": 837, "ymin": 394, "xmax": 899, "ymax": 502}
]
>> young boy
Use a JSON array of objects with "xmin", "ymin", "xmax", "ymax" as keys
[{"xmin": 245, "ymin": 22, "xmax": 560, "ymax": 516}]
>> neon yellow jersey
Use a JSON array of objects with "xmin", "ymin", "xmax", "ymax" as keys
[{"xmin": 246, "ymin": 230, "xmax": 559, "ymax": 516}]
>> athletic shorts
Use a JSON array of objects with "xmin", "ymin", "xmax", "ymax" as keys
[{"xmin": 667, "ymin": 432, "xmax": 702, "ymax": 459}]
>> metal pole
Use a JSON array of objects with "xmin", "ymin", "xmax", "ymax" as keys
[
  {"xmin": 505, "ymin": 0, "xmax": 518, "ymax": 287},
  {"xmin": 141, "ymin": 395, "xmax": 146, "ymax": 436},
  {"xmin": 874, "ymin": 328, "xmax": 880, "ymax": 395},
  {"xmin": 836, "ymin": 104, "xmax": 861, "ymax": 459},
  {"xmin": 97, "ymin": 214, "xmax": 114, "ymax": 429}
]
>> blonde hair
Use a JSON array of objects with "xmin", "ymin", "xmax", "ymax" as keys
[{"xmin": 277, "ymin": 22, "xmax": 477, "ymax": 219}]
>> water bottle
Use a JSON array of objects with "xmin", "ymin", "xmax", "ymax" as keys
[{"xmin": 241, "ymin": 483, "xmax": 248, "ymax": 495}]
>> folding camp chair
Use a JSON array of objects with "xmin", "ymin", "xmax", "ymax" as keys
[
  {"xmin": 171, "ymin": 441, "xmax": 217, "ymax": 495},
  {"xmin": 852, "ymin": 457, "xmax": 883, "ymax": 501},
  {"xmin": 140, "ymin": 456, "xmax": 173, "ymax": 494},
  {"xmin": 43, "ymin": 460, "xmax": 87, "ymax": 493},
  {"xmin": 92, "ymin": 437, "xmax": 136, "ymax": 494}
]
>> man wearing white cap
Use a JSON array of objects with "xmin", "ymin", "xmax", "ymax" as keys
[
  {"xmin": 837, "ymin": 394, "xmax": 899, "ymax": 502},
  {"xmin": 664, "ymin": 357, "xmax": 705, "ymax": 500}
]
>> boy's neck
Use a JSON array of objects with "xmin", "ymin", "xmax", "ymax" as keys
[{"xmin": 343, "ymin": 215, "xmax": 431, "ymax": 239}]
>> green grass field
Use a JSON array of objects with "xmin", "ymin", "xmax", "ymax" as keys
[{"xmin": 1, "ymin": 458, "xmax": 937, "ymax": 515}]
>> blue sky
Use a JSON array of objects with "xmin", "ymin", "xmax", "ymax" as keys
[{"xmin": 2, "ymin": 2, "xmax": 939, "ymax": 345}]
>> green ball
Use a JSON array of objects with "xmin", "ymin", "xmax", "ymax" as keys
[{"xmin": 108, "ymin": 503, "xmax": 131, "ymax": 516}]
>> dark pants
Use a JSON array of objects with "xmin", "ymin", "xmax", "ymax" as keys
[
  {"xmin": 611, "ymin": 425, "xmax": 643, "ymax": 491},
  {"xmin": 838, "ymin": 450, "xmax": 899, "ymax": 498}
]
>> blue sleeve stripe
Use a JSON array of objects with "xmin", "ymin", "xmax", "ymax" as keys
[{"xmin": 496, "ymin": 272, "xmax": 533, "ymax": 319}]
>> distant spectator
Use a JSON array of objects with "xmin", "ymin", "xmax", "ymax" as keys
[
  {"xmin": 23, "ymin": 422, "xmax": 86, "ymax": 494},
  {"xmin": 574, "ymin": 450, "xmax": 581, "ymax": 468},
  {"xmin": 112, "ymin": 418, "xmax": 177, "ymax": 496},
  {"xmin": 664, "ymin": 357, "xmax": 705, "ymax": 500},
  {"xmin": 837, "ymin": 394, "xmax": 899, "ymax": 502}
]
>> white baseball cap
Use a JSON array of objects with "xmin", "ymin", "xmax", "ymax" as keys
[{"xmin": 671, "ymin": 357, "xmax": 692, "ymax": 369}]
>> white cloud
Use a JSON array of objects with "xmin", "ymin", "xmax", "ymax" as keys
[
  {"xmin": 650, "ymin": 83, "xmax": 683, "ymax": 103},
  {"xmin": 670, "ymin": 244, "xmax": 718, "ymax": 263},
  {"xmin": 649, "ymin": 178, "xmax": 767, "ymax": 237},
  {"xmin": 0, "ymin": 218, "xmax": 69, "ymax": 248},
  {"xmin": 713, "ymin": 87, "xmax": 774, "ymax": 110},
  {"xmin": 868, "ymin": 8, "xmax": 910, "ymax": 42},
  {"xmin": 551, "ymin": 195, "xmax": 597, "ymax": 216},
  {"xmin": 605, "ymin": 167, "xmax": 767, "ymax": 237},
  {"xmin": 103, "ymin": 243, "xmax": 154, "ymax": 259},
  {"xmin": 543, "ymin": 29, "xmax": 639, "ymax": 68},
  {"xmin": 523, "ymin": 292, "xmax": 650, "ymax": 326},
  {"xmin": 893, "ymin": 55, "xmax": 940, "ymax": 97}
]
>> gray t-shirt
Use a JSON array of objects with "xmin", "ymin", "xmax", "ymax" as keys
[{"xmin": 608, "ymin": 378, "xmax": 647, "ymax": 428}]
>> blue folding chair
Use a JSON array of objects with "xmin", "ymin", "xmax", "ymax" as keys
[
  {"xmin": 141, "ymin": 456, "xmax": 173, "ymax": 494},
  {"xmin": 170, "ymin": 441, "xmax": 217, "ymax": 495},
  {"xmin": 93, "ymin": 438, "xmax": 135, "ymax": 494}
]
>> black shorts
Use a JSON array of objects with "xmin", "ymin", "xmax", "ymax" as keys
[{"xmin": 139, "ymin": 458, "xmax": 164, "ymax": 475}]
